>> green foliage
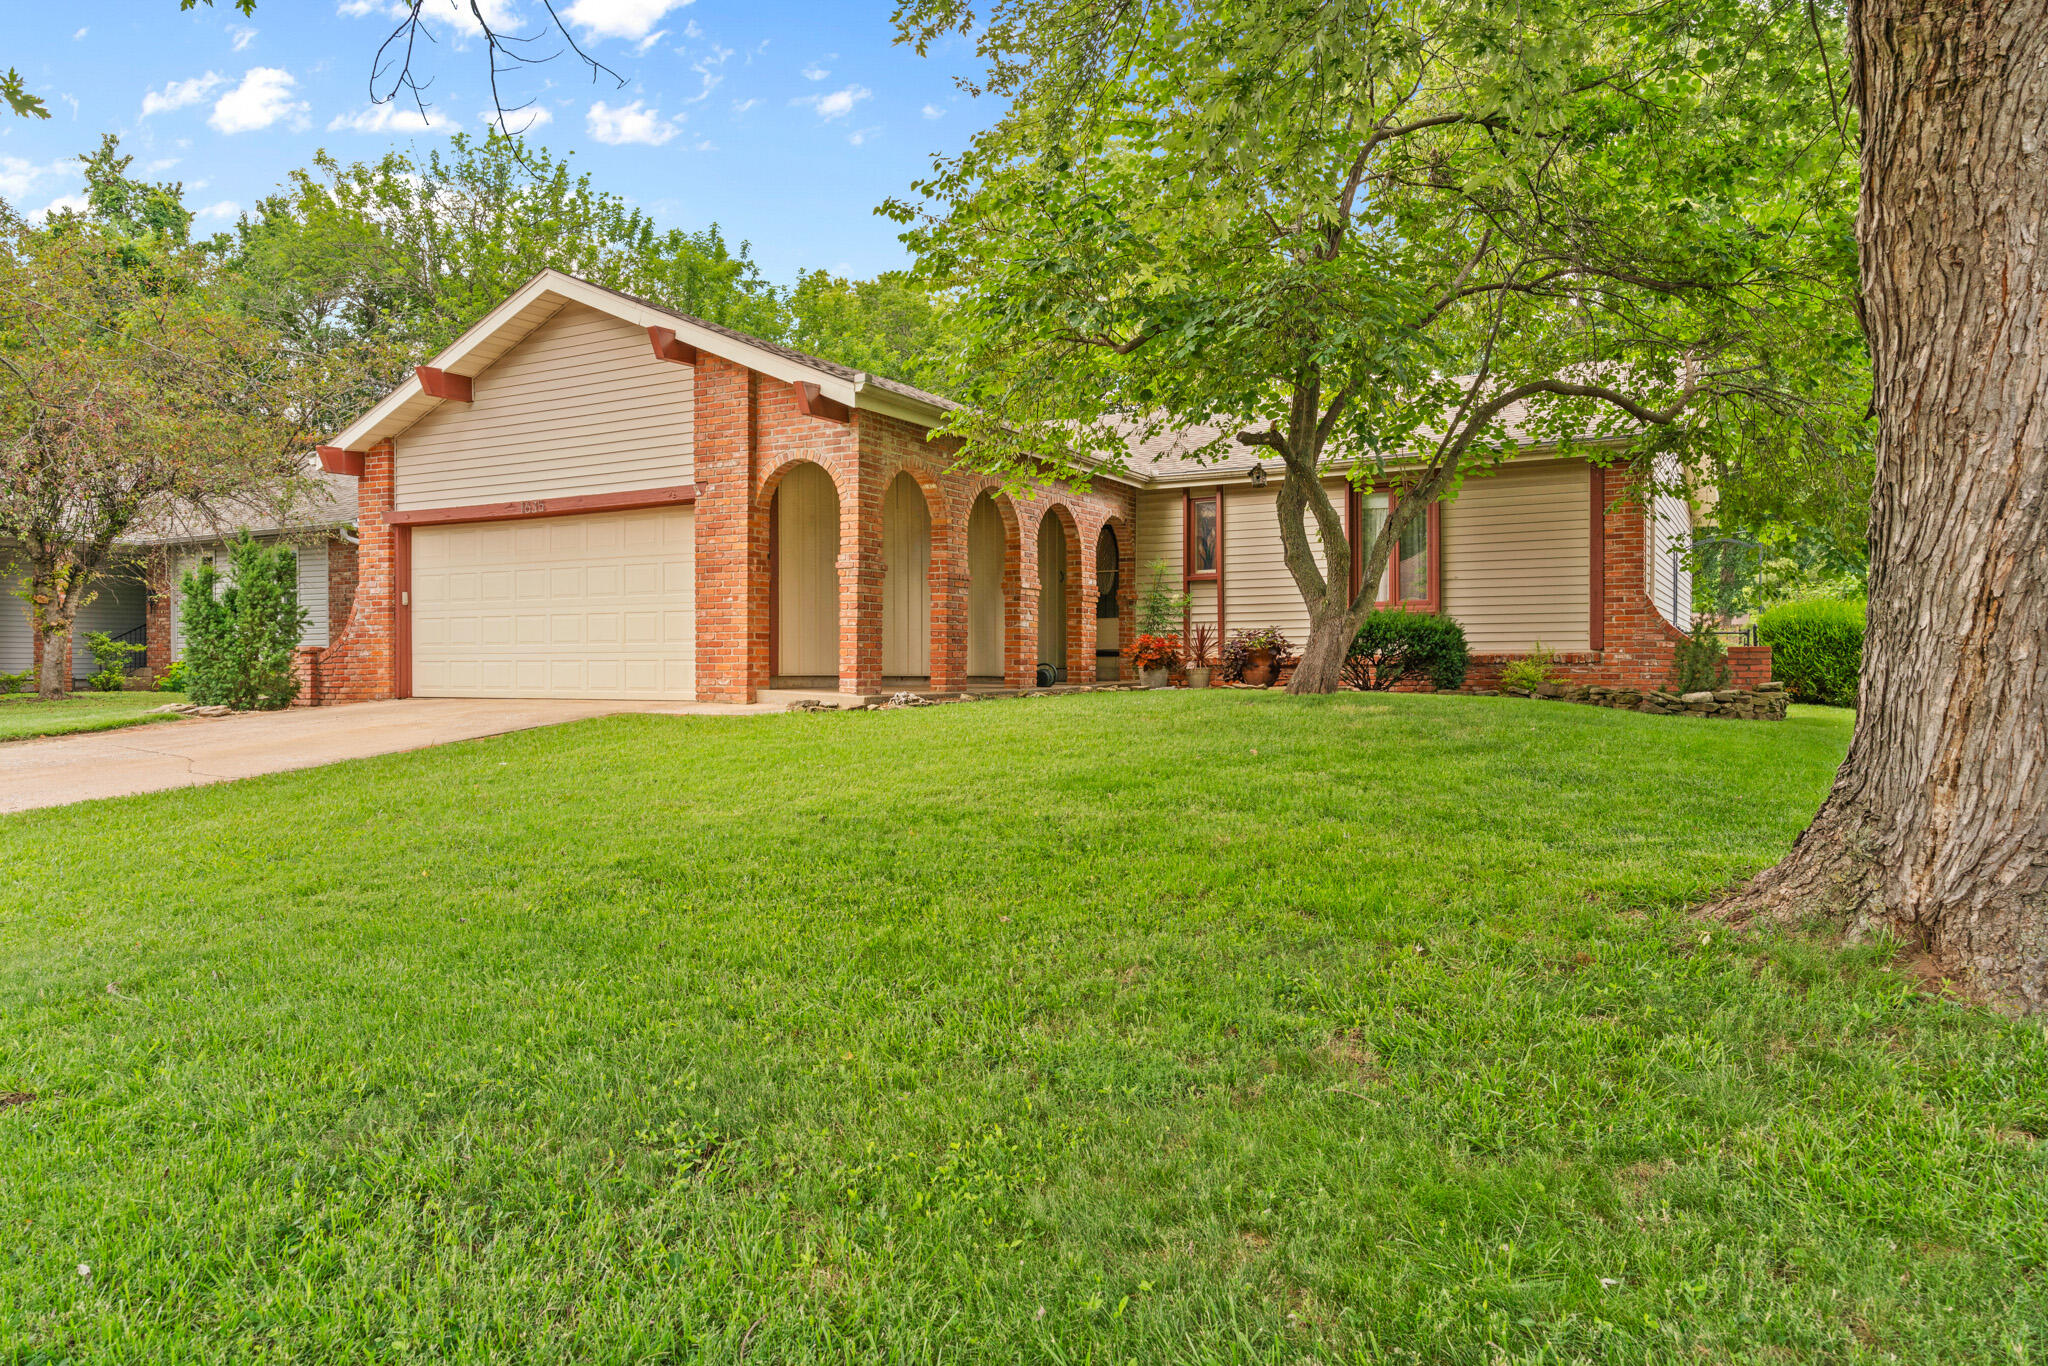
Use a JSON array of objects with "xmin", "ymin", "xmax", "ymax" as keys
[
  {"xmin": 157, "ymin": 660, "xmax": 191, "ymax": 693},
  {"xmin": 178, "ymin": 536, "xmax": 307, "ymax": 710},
  {"xmin": 1757, "ymin": 597, "xmax": 1864, "ymax": 706},
  {"xmin": 1499, "ymin": 643, "xmax": 1559, "ymax": 692},
  {"xmin": 1670, "ymin": 620, "xmax": 1734, "ymax": 693},
  {"xmin": 3, "ymin": 68, "xmax": 49, "ymax": 120},
  {"xmin": 1219, "ymin": 625, "xmax": 1296, "ymax": 682},
  {"xmin": 222, "ymin": 134, "xmax": 789, "ymax": 390},
  {"xmin": 0, "ymin": 669, "xmax": 30, "ymax": 695},
  {"xmin": 12, "ymin": 699, "xmax": 2037, "ymax": 1360},
  {"xmin": 789, "ymin": 269, "xmax": 957, "ymax": 393},
  {"xmin": 1134, "ymin": 560, "xmax": 1190, "ymax": 636},
  {"xmin": 83, "ymin": 630, "xmax": 145, "ymax": 693},
  {"xmin": 1346, "ymin": 609, "xmax": 1470, "ymax": 691}
]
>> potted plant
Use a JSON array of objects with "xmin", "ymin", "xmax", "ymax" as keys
[
  {"xmin": 1186, "ymin": 624, "xmax": 1215, "ymax": 689},
  {"xmin": 1221, "ymin": 625, "xmax": 1294, "ymax": 687},
  {"xmin": 1128, "ymin": 632, "xmax": 1182, "ymax": 688}
]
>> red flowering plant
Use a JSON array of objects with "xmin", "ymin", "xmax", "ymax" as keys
[{"xmin": 1126, "ymin": 632, "xmax": 1184, "ymax": 671}]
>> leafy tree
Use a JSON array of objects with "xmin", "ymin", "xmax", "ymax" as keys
[
  {"xmin": 892, "ymin": 0, "xmax": 1863, "ymax": 692},
  {"xmin": 221, "ymin": 134, "xmax": 789, "ymax": 381},
  {"xmin": 790, "ymin": 269, "xmax": 957, "ymax": 392},
  {"xmin": 178, "ymin": 535, "xmax": 306, "ymax": 710},
  {"xmin": 0, "ymin": 202, "xmax": 326, "ymax": 698},
  {"xmin": 1717, "ymin": 0, "xmax": 2048, "ymax": 1010}
]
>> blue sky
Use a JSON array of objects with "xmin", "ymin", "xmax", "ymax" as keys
[{"xmin": 2, "ymin": 0, "xmax": 992, "ymax": 281}]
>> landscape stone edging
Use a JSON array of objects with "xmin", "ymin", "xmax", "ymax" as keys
[{"xmin": 1468, "ymin": 680, "xmax": 1790, "ymax": 720}]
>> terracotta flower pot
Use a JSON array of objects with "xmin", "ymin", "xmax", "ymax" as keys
[{"xmin": 1240, "ymin": 649, "xmax": 1276, "ymax": 687}]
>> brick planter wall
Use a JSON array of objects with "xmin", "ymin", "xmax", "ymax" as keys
[{"xmin": 302, "ymin": 440, "xmax": 398, "ymax": 704}]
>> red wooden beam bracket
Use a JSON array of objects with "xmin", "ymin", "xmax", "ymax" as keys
[
  {"xmin": 646, "ymin": 326, "xmax": 700, "ymax": 365},
  {"xmin": 316, "ymin": 445, "xmax": 365, "ymax": 476},
  {"xmin": 415, "ymin": 366, "xmax": 473, "ymax": 402},
  {"xmin": 793, "ymin": 381, "xmax": 852, "ymax": 424}
]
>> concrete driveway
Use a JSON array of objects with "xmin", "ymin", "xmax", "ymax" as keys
[{"xmin": 0, "ymin": 696, "xmax": 776, "ymax": 814}]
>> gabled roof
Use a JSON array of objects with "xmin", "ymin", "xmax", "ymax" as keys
[{"xmin": 323, "ymin": 269, "xmax": 958, "ymax": 453}]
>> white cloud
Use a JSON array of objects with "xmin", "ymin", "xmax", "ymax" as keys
[
  {"xmin": 922, "ymin": 103, "xmax": 944, "ymax": 119},
  {"xmin": 72, "ymin": 27, "xmax": 88, "ymax": 40},
  {"xmin": 561, "ymin": 0, "xmax": 694, "ymax": 42},
  {"xmin": 328, "ymin": 102, "xmax": 462, "ymax": 133},
  {"xmin": 730, "ymin": 97, "xmax": 759, "ymax": 114},
  {"xmin": 209, "ymin": 68, "xmax": 307, "ymax": 133},
  {"xmin": 793, "ymin": 84, "xmax": 869, "ymax": 121},
  {"xmin": 0, "ymin": 156, "xmax": 75, "ymax": 202},
  {"xmin": 634, "ymin": 29, "xmax": 668, "ymax": 54},
  {"xmin": 27, "ymin": 193, "xmax": 89, "ymax": 225},
  {"xmin": 141, "ymin": 72, "xmax": 224, "ymax": 118},
  {"xmin": 144, "ymin": 157, "xmax": 181, "ymax": 172},
  {"xmin": 478, "ymin": 103, "xmax": 554, "ymax": 133},
  {"xmin": 195, "ymin": 200, "xmax": 241, "ymax": 222},
  {"xmin": 230, "ymin": 25, "xmax": 258, "ymax": 51},
  {"xmin": 801, "ymin": 63, "xmax": 829, "ymax": 81},
  {"xmin": 585, "ymin": 99, "xmax": 683, "ymax": 145},
  {"xmin": 337, "ymin": 0, "xmax": 520, "ymax": 40},
  {"xmin": 846, "ymin": 125, "xmax": 881, "ymax": 146}
]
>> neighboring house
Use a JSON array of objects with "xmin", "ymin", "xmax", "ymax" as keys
[
  {"xmin": 0, "ymin": 470, "xmax": 360, "ymax": 688},
  {"xmin": 297, "ymin": 268, "xmax": 1763, "ymax": 708},
  {"xmin": 0, "ymin": 548, "xmax": 151, "ymax": 686},
  {"xmin": 123, "ymin": 471, "xmax": 361, "ymax": 682}
]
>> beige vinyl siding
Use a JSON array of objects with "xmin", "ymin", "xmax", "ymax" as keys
[
  {"xmin": 393, "ymin": 302, "xmax": 693, "ymax": 512},
  {"xmin": 1439, "ymin": 459, "xmax": 1591, "ymax": 652},
  {"xmin": 1220, "ymin": 479, "xmax": 1347, "ymax": 643},
  {"xmin": 1648, "ymin": 487, "xmax": 1694, "ymax": 628},
  {"xmin": 774, "ymin": 462, "xmax": 840, "ymax": 679},
  {"xmin": 296, "ymin": 540, "xmax": 331, "ymax": 649},
  {"xmin": 411, "ymin": 507, "xmax": 694, "ymax": 700},
  {"xmin": 1134, "ymin": 489, "xmax": 1184, "ymax": 626},
  {"xmin": 882, "ymin": 473, "xmax": 932, "ymax": 677},
  {"xmin": 0, "ymin": 574, "xmax": 31, "ymax": 673},
  {"xmin": 966, "ymin": 495, "xmax": 1006, "ymax": 677},
  {"xmin": 1134, "ymin": 487, "xmax": 1224, "ymax": 635}
]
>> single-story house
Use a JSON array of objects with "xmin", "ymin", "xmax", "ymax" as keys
[
  {"xmin": 286, "ymin": 268, "xmax": 1761, "ymax": 707},
  {"xmin": 1, "ymin": 475, "xmax": 360, "ymax": 688}
]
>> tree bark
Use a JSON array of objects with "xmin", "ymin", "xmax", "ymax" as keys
[{"xmin": 1715, "ymin": 1, "xmax": 2048, "ymax": 1011}]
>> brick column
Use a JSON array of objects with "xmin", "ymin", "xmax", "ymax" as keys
[
  {"xmin": 144, "ymin": 547, "xmax": 174, "ymax": 681},
  {"xmin": 1072, "ymin": 522, "xmax": 1098, "ymax": 686},
  {"xmin": 841, "ymin": 444, "xmax": 886, "ymax": 695},
  {"xmin": 692, "ymin": 357, "xmax": 760, "ymax": 703},
  {"xmin": 309, "ymin": 439, "xmax": 398, "ymax": 703},
  {"xmin": 928, "ymin": 507, "xmax": 969, "ymax": 696},
  {"xmin": 1596, "ymin": 464, "xmax": 1688, "ymax": 689}
]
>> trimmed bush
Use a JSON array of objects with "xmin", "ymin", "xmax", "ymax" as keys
[
  {"xmin": 179, "ymin": 535, "xmax": 308, "ymax": 710},
  {"xmin": 1669, "ymin": 620, "xmax": 1732, "ymax": 693},
  {"xmin": 1756, "ymin": 597, "xmax": 1864, "ymax": 706},
  {"xmin": 1346, "ymin": 609, "xmax": 1469, "ymax": 691}
]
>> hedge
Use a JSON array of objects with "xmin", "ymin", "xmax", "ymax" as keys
[
  {"xmin": 1346, "ymin": 609, "xmax": 1469, "ymax": 691},
  {"xmin": 1756, "ymin": 597, "xmax": 1864, "ymax": 706}
]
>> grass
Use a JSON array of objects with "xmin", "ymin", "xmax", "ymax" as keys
[
  {"xmin": 0, "ymin": 690, "xmax": 186, "ymax": 742},
  {"xmin": 1, "ymin": 690, "xmax": 2043, "ymax": 1364}
]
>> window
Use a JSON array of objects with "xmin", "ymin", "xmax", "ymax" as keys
[
  {"xmin": 1356, "ymin": 491, "xmax": 1436, "ymax": 609},
  {"xmin": 1185, "ymin": 495, "xmax": 1219, "ymax": 579}
]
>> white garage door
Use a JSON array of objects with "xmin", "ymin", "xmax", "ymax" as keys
[{"xmin": 412, "ymin": 507, "xmax": 694, "ymax": 700}]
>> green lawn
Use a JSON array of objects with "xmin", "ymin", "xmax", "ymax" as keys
[
  {"xmin": 1, "ymin": 692, "xmax": 2042, "ymax": 1363},
  {"xmin": 0, "ymin": 690, "xmax": 185, "ymax": 741}
]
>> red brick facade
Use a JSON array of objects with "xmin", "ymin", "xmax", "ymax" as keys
[
  {"xmin": 690, "ymin": 361, "xmax": 1135, "ymax": 702},
  {"xmin": 300, "ymin": 440, "xmax": 398, "ymax": 704}
]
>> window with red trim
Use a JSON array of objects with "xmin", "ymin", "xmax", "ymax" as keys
[
  {"xmin": 1184, "ymin": 494, "xmax": 1219, "ymax": 580},
  {"xmin": 1357, "ymin": 492, "xmax": 1438, "ymax": 610}
]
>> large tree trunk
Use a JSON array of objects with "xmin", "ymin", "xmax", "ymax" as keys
[{"xmin": 1715, "ymin": 1, "xmax": 2048, "ymax": 1011}]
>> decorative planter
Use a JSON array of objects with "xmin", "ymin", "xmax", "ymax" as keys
[
  {"xmin": 1141, "ymin": 667, "xmax": 1171, "ymax": 689},
  {"xmin": 1240, "ymin": 649, "xmax": 1277, "ymax": 687},
  {"xmin": 1186, "ymin": 666, "xmax": 1213, "ymax": 689}
]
